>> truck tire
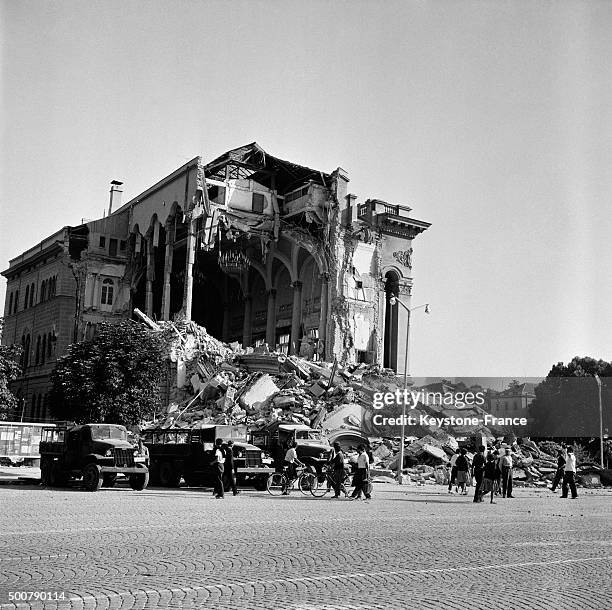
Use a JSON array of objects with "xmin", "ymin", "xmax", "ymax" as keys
[
  {"xmin": 40, "ymin": 458, "xmax": 52, "ymax": 486},
  {"xmin": 102, "ymin": 473, "xmax": 117, "ymax": 488},
  {"xmin": 159, "ymin": 461, "xmax": 180, "ymax": 487},
  {"xmin": 82, "ymin": 464, "xmax": 103, "ymax": 491},
  {"xmin": 129, "ymin": 464, "xmax": 149, "ymax": 491}
]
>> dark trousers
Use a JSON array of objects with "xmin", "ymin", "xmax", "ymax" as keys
[
  {"xmin": 551, "ymin": 468, "xmax": 564, "ymax": 491},
  {"xmin": 331, "ymin": 468, "xmax": 346, "ymax": 497},
  {"xmin": 448, "ymin": 466, "xmax": 458, "ymax": 491},
  {"xmin": 351, "ymin": 468, "xmax": 370, "ymax": 499},
  {"xmin": 214, "ymin": 464, "xmax": 225, "ymax": 498},
  {"xmin": 223, "ymin": 466, "xmax": 237, "ymax": 495},
  {"xmin": 561, "ymin": 471, "xmax": 577, "ymax": 498},
  {"xmin": 473, "ymin": 471, "xmax": 483, "ymax": 502},
  {"xmin": 501, "ymin": 466, "xmax": 513, "ymax": 497}
]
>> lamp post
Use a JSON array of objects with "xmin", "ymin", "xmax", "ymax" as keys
[
  {"xmin": 389, "ymin": 297, "xmax": 430, "ymax": 484},
  {"xmin": 594, "ymin": 374, "xmax": 604, "ymax": 469}
]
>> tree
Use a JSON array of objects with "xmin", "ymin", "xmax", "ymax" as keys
[
  {"xmin": 0, "ymin": 318, "xmax": 23, "ymax": 420},
  {"xmin": 528, "ymin": 357, "xmax": 612, "ymax": 438},
  {"xmin": 49, "ymin": 320, "xmax": 165, "ymax": 425}
]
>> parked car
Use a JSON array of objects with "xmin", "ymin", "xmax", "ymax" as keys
[
  {"xmin": 39, "ymin": 423, "xmax": 149, "ymax": 491},
  {"xmin": 141, "ymin": 424, "xmax": 272, "ymax": 490}
]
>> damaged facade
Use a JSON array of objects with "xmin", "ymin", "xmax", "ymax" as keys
[{"xmin": 1, "ymin": 143, "xmax": 430, "ymax": 421}]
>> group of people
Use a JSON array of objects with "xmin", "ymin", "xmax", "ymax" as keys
[
  {"xmin": 210, "ymin": 438, "xmax": 239, "ymax": 499},
  {"xmin": 448, "ymin": 445, "xmax": 516, "ymax": 503},
  {"xmin": 447, "ymin": 443, "xmax": 579, "ymax": 503}
]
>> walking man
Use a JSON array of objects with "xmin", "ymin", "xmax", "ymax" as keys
[
  {"xmin": 212, "ymin": 438, "xmax": 225, "ymax": 499},
  {"xmin": 561, "ymin": 446, "xmax": 578, "ymax": 499},
  {"xmin": 329, "ymin": 442, "xmax": 347, "ymax": 498},
  {"xmin": 472, "ymin": 445, "xmax": 486, "ymax": 503},
  {"xmin": 223, "ymin": 440, "xmax": 239, "ymax": 496},
  {"xmin": 448, "ymin": 448, "xmax": 460, "ymax": 493},
  {"xmin": 501, "ymin": 448, "xmax": 514, "ymax": 498},
  {"xmin": 350, "ymin": 445, "xmax": 371, "ymax": 500},
  {"xmin": 550, "ymin": 449, "xmax": 566, "ymax": 492}
]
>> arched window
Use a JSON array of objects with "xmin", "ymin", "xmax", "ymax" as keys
[
  {"xmin": 41, "ymin": 280, "xmax": 46, "ymax": 302},
  {"xmin": 14, "ymin": 290, "xmax": 19, "ymax": 312},
  {"xmin": 24, "ymin": 285, "xmax": 29, "ymax": 309},
  {"xmin": 47, "ymin": 332, "xmax": 53, "ymax": 357},
  {"xmin": 35, "ymin": 336, "xmax": 41, "ymax": 365},
  {"xmin": 29, "ymin": 283, "xmax": 35, "ymax": 307},
  {"xmin": 41, "ymin": 335, "xmax": 47, "ymax": 364},
  {"xmin": 20, "ymin": 335, "xmax": 26, "ymax": 369},
  {"xmin": 383, "ymin": 270, "xmax": 400, "ymax": 371},
  {"xmin": 8, "ymin": 292, "xmax": 13, "ymax": 315},
  {"xmin": 25, "ymin": 334, "xmax": 31, "ymax": 367},
  {"xmin": 101, "ymin": 278, "xmax": 114, "ymax": 306}
]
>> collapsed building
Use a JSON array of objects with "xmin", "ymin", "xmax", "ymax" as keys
[{"xmin": 1, "ymin": 142, "xmax": 430, "ymax": 421}]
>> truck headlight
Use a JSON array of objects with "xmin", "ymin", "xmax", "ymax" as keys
[{"xmin": 105, "ymin": 449, "xmax": 112, "ymax": 457}]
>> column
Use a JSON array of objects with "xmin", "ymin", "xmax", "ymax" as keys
[
  {"xmin": 290, "ymin": 280, "xmax": 303, "ymax": 355},
  {"xmin": 182, "ymin": 215, "xmax": 196, "ymax": 320},
  {"xmin": 161, "ymin": 221, "xmax": 175, "ymax": 320},
  {"xmin": 317, "ymin": 273, "xmax": 330, "ymax": 359},
  {"xmin": 242, "ymin": 294, "xmax": 253, "ymax": 348},
  {"xmin": 265, "ymin": 288, "xmax": 277, "ymax": 346},
  {"xmin": 145, "ymin": 235, "xmax": 154, "ymax": 317}
]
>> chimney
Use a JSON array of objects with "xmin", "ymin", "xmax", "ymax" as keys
[
  {"xmin": 108, "ymin": 180, "xmax": 123, "ymax": 216},
  {"xmin": 331, "ymin": 167, "xmax": 349, "ymax": 206}
]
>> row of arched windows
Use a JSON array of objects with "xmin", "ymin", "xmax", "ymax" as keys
[
  {"xmin": 20, "ymin": 330, "xmax": 55, "ymax": 370},
  {"xmin": 6, "ymin": 276, "xmax": 57, "ymax": 315}
]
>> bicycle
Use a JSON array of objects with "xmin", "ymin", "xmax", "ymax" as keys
[
  {"xmin": 310, "ymin": 465, "xmax": 352, "ymax": 498},
  {"xmin": 266, "ymin": 465, "xmax": 317, "ymax": 496}
]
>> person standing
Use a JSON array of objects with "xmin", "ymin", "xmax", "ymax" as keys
[
  {"xmin": 448, "ymin": 448, "xmax": 461, "ymax": 493},
  {"xmin": 212, "ymin": 438, "xmax": 225, "ymax": 499},
  {"xmin": 472, "ymin": 445, "xmax": 486, "ymax": 503},
  {"xmin": 500, "ymin": 448, "xmax": 514, "ymax": 498},
  {"xmin": 479, "ymin": 453, "xmax": 497, "ymax": 503},
  {"xmin": 455, "ymin": 448, "xmax": 470, "ymax": 495},
  {"xmin": 329, "ymin": 442, "xmax": 347, "ymax": 498},
  {"xmin": 350, "ymin": 445, "xmax": 371, "ymax": 500},
  {"xmin": 550, "ymin": 449, "xmax": 566, "ymax": 492},
  {"xmin": 561, "ymin": 446, "xmax": 578, "ymax": 499},
  {"xmin": 223, "ymin": 440, "xmax": 239, "ymax": 496}
]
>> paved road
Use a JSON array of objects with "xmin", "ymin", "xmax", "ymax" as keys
[{"xmin": 1, "ymin": 482, "xmax": 611, "ymax": 609}]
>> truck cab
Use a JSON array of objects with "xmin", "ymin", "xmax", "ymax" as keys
[
  {"xmin": 249, "ymin": 422, "xmax": 332, "ymax": 474},
  {"xmin": 142, "ymin": 424, "xmax": 272, "ymax": 489},
  {"xmin": 39, "ymin": 424, "xmax": 149, "ymax": 491}
]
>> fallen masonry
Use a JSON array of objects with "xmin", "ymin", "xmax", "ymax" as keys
[{"xmin": 136, "ymin": 312, "xmax": 610, "ymax": 488}]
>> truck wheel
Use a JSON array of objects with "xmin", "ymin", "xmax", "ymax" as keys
[
  {"xmin": 129, "ymin": 464, "xmax": 149, "ymax": 491},
  {"xmin": 40, "ymin": 459, "xmax": 52, "ymax": 486},
  {"xmin": 159, "ymin": 461, "xmax": 180, "ymax": 487},
  {"xmin": 82, "ymin": 464, "xmax": 103, "ymax": 491},
  {"xmin": 102, "ymin": 473, "xmax": 117, "ymax": 488}
]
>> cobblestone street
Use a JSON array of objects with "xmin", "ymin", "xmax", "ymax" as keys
[{"xmin": 1, "ymin": 483, "xmax": 611, "ymax": 609}]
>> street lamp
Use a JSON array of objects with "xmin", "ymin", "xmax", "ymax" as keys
[
  {"xmin": 594, "ymin": 374, "xmax": 604, "ymax": 469},
  {"xmin": 388, "ymin": 296, "xmax": 430, "ymax": 484}
]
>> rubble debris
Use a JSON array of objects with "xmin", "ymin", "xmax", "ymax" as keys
[{"xmin": 137, "ymin": 315, "xmax": 611, "ymax": 489}]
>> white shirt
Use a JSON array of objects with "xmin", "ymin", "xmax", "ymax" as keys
[
  {"xmin": 285, "ymin": 447, "xmax": 297, "ymax": 463},
  {"xmin": 215, "ymin": 448, "xmax": 225, "ymax": 464},
  {"xmin": 357, "ymin": 453, "xmax": 369, "ymax": 469},
  {"xmin": 564, "ymin": 453, "xmax": 576, "ymax": 472}
]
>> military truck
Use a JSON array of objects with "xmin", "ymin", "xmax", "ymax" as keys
[
  {"xmin": 39, "ymin": 424, "xmax": 149, "ymax": 491},
  {"xmin": 249, "ymin": 422, "xmax": 332, "ymax": 475},
  {"xmin": 141, "ymin": 424, "xmax": 272, "ymax": 490}
]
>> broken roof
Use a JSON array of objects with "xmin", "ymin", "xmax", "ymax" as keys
[{"xmin": 204, "ymin": 142, "xmax": 332, "ymax": 195}]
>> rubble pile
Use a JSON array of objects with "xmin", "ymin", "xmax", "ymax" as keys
[{"xmin": 138, "ymin": 315, "xmax": 610, "ymax": 488}]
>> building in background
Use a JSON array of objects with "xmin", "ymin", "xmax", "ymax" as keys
[{"xmin": 1, "ymin": 143, "xmax": 430, "ymax": 421}]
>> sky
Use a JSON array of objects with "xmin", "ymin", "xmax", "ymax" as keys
[{"xmin": 1, "ymin": 0, "xmax": 611, "ymax": 378}]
